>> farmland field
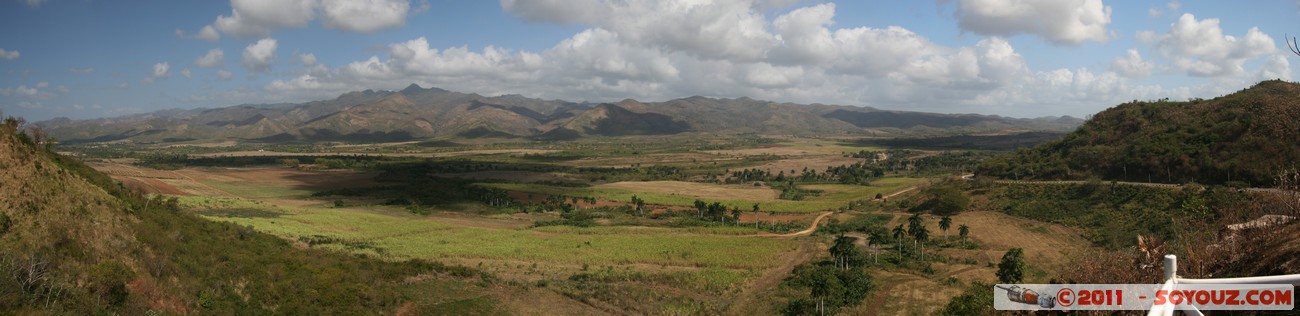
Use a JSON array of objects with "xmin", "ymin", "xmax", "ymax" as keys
[{"xmin": 78, "ymin": 134, "xmax": 1084, "ymax": 314}]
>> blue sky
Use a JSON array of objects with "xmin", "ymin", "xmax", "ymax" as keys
[{"xmin": 1, "ymin": 0, "xmax": 1298, "ymax": 121}]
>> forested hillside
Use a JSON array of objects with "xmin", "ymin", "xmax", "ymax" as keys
[
  {"xmin": 979, "ymin": 80, "xmax": 1300, "ymax": 186},
  {"xmin": 0, "ymin": 115, "xmax": 494, "ymax": 314}
]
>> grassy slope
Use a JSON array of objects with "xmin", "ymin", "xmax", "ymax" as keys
[{"xmin": 0, "ymin": 119, "xmax": 502, "ymax": 314}]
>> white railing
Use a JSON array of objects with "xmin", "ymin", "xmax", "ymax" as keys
[{"xmin": 1148, "ymin": 254, "xmax": 1300, "ymax": 316}]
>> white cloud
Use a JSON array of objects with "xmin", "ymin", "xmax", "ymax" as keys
[
  {"xmin": 217, "ymin": 70, "xmax": 234, "ymax": 79},
  {"xmin": 501, "ymin": 0, "xmax": 777, "ymax": 61},
  {"xmin": 947, "ymin": 0, "xmax": 1112, "ymax": 46},
  {"xmin": 1, "ymin": 83, "xmax": 58, "ymax": 100},
  {"xmin": 242, "ymin": 38, "xmax": 278, "ymax": 72},
  {"xmin": 194, "ymin": 48, "xmax": 225, "ymax": 68},
  {"xmin": 251, "ymin": 0, "xmax": 1205, "ymax": 118},
  {"xmin": 116, "ymin": 82, "xmax": 130, "ymax": 89},
  {"xmin": 1148, "ymin": 8, "xmax": 1163, "ymax": 18},
  {"xmin": 0, "ymin": 49, "xmax": 19, "ymax": 60},
  {"xmin": 1257, "ymin": 54, "xmax": 1291, "ymax": 81},
  {"xmin": 1143, "ymin": 13, "xmax": 1276, "ymax": 77},
  {"xmin": 25, "ymin": 0, "xmax": 45, "ymax": 9},
  {"xmin": 214, "ymin": 0, "xmax": 318, "ymax": 38},
  {"xmin": 359, "ymin": 37, "xmax": 542, "ymax": 79},
  {"xmin": 320, "ymin": 0, "xmax": 410, "ymax": 32},
  {"xmin": 17, "ymin": 101, "xmax": 43, "ymax": 109},
  {"xmin": 70, "ymin": 67, "xmax": 95, "ymax": 74},
  {"xmin": 152, "ymin": 62, "xmax": 171, "ymax": 78},
  {"xmin": 181, "ymin": 69, "xmax": 193, "ymax": 79},
  {"xmin": 209, "ymin": 0, "xmax": 410, "ymax": 38},
  {"xmin": 176, "ymin": 25, "xmax": 221, "ymax": 41},
  {"xmin": 298, "ymin": 53, "xmax": 317, "ymax": 66},
  {"xmin": 1109, "ymin": 49, "xmax": 1153, "ymax": 78}
]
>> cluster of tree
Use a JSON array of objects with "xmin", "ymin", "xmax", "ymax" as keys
[
  {"xmin": 135, "ymin": 152, "xmax": 190, "ymax": 170},
  {"xmin": 822, "ymin": 162, "xmax": 886, "ymax": 185},
  {"xmin": 891, "ymin": 214, "xmax": 970, "ymax": 261},
  {"xmin": 908, "ymin": 182, "xmax": 970, "ymax": 215},
  {"xmin": 977, "ymin": 80, "xmax": 1300, "ymax": 187},
  {"xmin": 690, "ymin": 199, "xmax": 747, "ymax": 224},
  {"xmin": 781, "ymin": 242, "xmax": 875, "ymax": 315},
  {"xmin": 773, "ymin": 181, "xmax": 822, "ymax": 201}
]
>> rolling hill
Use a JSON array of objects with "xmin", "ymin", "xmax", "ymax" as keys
[
  {"xmin": 978, "ymin": 79, "xmax": 1300, "ymax": 187},
  {"xmin": 37, "ymin": 84, "xmax": 1082, "ymax": 144},
  {"xmin": 0, "ymin": 115, "xmax": 497, "ymax": 314}
]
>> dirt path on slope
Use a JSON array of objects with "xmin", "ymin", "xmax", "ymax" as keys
[
  {"xmin": 752, "ymin": 211, "xmax": 833, "ymax": 237},
  {"xmin": 724, "ymin": 239, "xmax": 819, "ymax": 315}
]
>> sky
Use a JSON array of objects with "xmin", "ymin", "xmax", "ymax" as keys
[{"xmin": 1, "ymin": 0, "xmax": 1299, "ymax": 121}]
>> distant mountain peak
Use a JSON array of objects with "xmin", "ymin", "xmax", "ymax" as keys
[{"xmin": 400, "ymin": 83, "xmax": 424, "ymax": 94}]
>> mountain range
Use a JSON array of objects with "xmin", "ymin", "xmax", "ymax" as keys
[{"xmin": 38, "ymin": 84, "xmax": 1083, "ymax": 144}]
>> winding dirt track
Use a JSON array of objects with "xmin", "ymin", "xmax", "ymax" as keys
[{"xmin": 752, "ymin": 211, "xmax": 834, "ymax": 238}]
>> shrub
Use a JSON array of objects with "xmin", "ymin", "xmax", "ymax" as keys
[
  {"xmin": 0, "ymin": 213, "xmax": 10, "ymax": 234},
  {"xmin": 89, "ymin": 260, "xmax": 134, "ymax": 306}
]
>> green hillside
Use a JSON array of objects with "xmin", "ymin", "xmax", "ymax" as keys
[
  {"xmin": 0, "ymin": 115, "xmax": 495, "ymax": 314},
  {"xmin": 979, "ymin": 80, "xmax": 1300, "ymax": 186}
]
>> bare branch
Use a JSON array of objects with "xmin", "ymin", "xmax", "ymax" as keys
[{"xmin": 1288, "ymin": 34, "xmax": 1300, "ymax": 57}]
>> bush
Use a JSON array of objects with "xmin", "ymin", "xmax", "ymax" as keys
[
  {"xmin": 89, "ymin": 260, "xmax": 134, "ymax": 306},
  {"xmin": 940, "ymin": 281, "xmax": 994, "ymax": 315},
  {"xmin": 0, "ymin": 213, "xmax": 10, "ymax": 234}
]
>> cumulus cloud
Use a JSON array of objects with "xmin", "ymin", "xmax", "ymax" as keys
[
  {"xmin": 209, "ymin": 0, "xmax": 411, "ymax": 38},
  {"xmin": 1257, "ymin": 54, "xmax": 1291, "ymax": 81},
  {"xmin": 0, "ymin": 49, "xmax": 19, "ymax": 60},
  {"xmin": 70, "ymin": 67, "xmax": 95, "ymax": 74},
  {"xmin": 320, "ymin": 0, "xmax": 410, "ymax": 32},
  {"xmin": 947, "ymin": 0, "xmax": 1112, "ymax": 46},
  {"xmin": 214, "ymin": 0, "xmax": 318, "ymax": 37},
  {"xmin": 181, "ymin": 69, "xmax": 193, "ymax": 79},
  {"xmin": 25, "ymin": 0, "xmax": 45, "ymax": 9},
  {"xmin": 217, "ymin": 70, "xmax": 234, "ymax": 79},
  {"xmin": 194, "ymin": 49, "xmax": 225, "ymax": 68},
  {"xmin": 242, "ymin": 38, "xmax": 278, "ymax": 72},
  {"xmin": 143, "ymin": 62, "xmax": 171, "ymax": 83},
  {"xmin": 298, "ymin": 53, "xmax": 317, "ymax": 66},
  {"xmin": 1, "ymin": 83, "xmax": 58, "ymax": 99},
  {"xmin": 252, "ymin": 0, "xmax": 1196, "ymax": 117},
  {"xmin": 0, "ymin": 85, "xmax": 38, "ymax": 97},
  {"xmin": 1142, "ymin": 13, "xmax": 1275, "ymax": 77},
  {"xmin": 501, "ymin": 0, "xmax": 777, "ymax": 61},
  {"xmin": 176, "ymin": 25, "xmax": 221, "ymax": 41},
  {"xmin": 1109, "ymin": 49, "xmax": 1153, "ymax": 78}
]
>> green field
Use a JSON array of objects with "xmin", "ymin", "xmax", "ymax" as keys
[
  {"xmin": 483, "ymin": 177, "xmax": 925, "ymax": 213},
  {"xmin": 188, "ymin": 199, "xmax": 798, "ymax": 269}
]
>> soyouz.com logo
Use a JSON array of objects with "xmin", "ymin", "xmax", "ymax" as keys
[{"xmin": 994, "ymin": 284, "xmax": 1294, "ymax": 311}]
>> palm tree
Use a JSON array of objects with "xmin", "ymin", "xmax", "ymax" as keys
[
  {"xmin": 958, "ymin": 224, "xmax": 970, "ymax": 247},
  {"xmin": 752, "ymin": 203, "xmax": 760, "ymax": 228},
  {"xmin": 868, "ymin": 233, "xmax": 887, "ymax": 264},
  {"xmin": 831, "ymin": 234, "xmax": 857, "ymax": 270},
  {"xmin": 939, "ymin": 216, "xmax": 952, "ymax": 239},
  {"xmin": 892, "ymin": 224, "xmax": 906, "ymax": 254},
  {"xmin": 915, "ymin": 226, "xmax": 929, "ymax": 260},
  {"xmin": 907, "ymin": 213, "xmax": 923, "ymax": 250}
]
